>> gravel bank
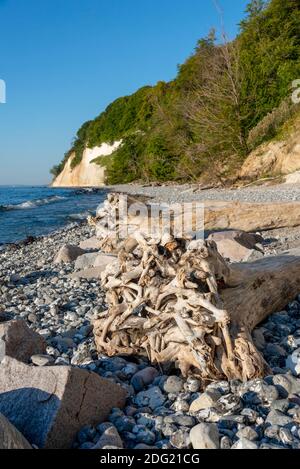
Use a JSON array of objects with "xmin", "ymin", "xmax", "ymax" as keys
[{"xmin": 110, "ymin": 182, "xmax": 300, "ymax": 204}]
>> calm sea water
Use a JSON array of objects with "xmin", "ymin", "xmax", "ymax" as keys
[{"xmin": 0, "ymin": 186, "xmax": 107, "ymax": 245}]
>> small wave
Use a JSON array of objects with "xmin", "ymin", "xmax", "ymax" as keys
[
  {"xmin": 0, "ymin": 195, "xmax": 66, "ymax": 211},
  {"xmin": 67, "ymin": 211, "xmax": 93, "ymax": 221}
]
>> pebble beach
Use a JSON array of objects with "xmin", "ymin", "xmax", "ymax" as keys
[{"xmin": 1, "ymin": 183, "xmax": 300, "ymax": 450}]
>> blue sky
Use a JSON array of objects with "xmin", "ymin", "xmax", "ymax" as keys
[{"xmin": 0, "ymin": 0, "xmax": 249, "ymax": 185}]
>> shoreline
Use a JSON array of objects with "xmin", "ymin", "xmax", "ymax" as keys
[{"xmin": 2, "ymin": 181, "xmax": 300, "ymax": 253}]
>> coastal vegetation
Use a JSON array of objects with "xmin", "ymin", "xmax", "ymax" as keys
[{"xmin": 52, "ymin": 0, "xmax": 300, "ymax": 184}]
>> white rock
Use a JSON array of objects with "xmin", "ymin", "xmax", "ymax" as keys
[
  {"xmin": 190, "ymin": 423, "xmax": 220, "ymax": 449},
  {"xmin": 286, "ymin": 348, "xmax": 300, "ymax": 376},
  {"xmin": 232, "ymin": 438, "xmax": 258, "ymax": 450},
  {"xmin": 135, "ymin": 386, "xmax": 166, "ymax": 410},
  {"xmin": 189, "ymin": 390, "xmax": 222, "ymax": 413}
]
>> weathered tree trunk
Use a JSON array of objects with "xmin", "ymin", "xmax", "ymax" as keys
[
  {"xmin": 218, "ymin": 253, "xmax": 300, "ymax": 380},
  {"xmin": 93, "ymin": 225, "xmax": 300, "ymax": 383}
]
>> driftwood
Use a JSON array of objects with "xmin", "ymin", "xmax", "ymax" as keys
[
  {"xmin": 94, "ymin": 229, "xmax": 300, "ymax": 382},
  {"xmin": 92, "ymin": 194, "xmax": 300, "ymax": 383},
  {"xmin": 88, "ymin": 193, "xmax": 150, "ymax": 253}
]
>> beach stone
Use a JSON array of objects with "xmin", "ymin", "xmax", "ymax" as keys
[
  {"xmin": 54, "ymin": 244, "xmax": 85, "ymax": 264},
  {"xmin": 236, "ymin": 426, "xmax": 258, "ymax": 441},
  {"xmin": 31, "ymin": 354, "xmax": 55, "ymax": 366},
  {"xmin": 260, "ymin": 442, "xmax": 286, "ymax": 449},
  {"xmin": 240, "ymin": 408, "xmax": 259, "ymax": 424},
  {"xmin": 70, "ymin": 267, "xmax": 107, "ymax": 280},
  {"xmin": 286, "ymin": 348, "xmax": 300, "ymax": 376},
  {"xmin": 136, "ymin": 413, "xmax": 156, "ymax": 428},
  {"xmin": 131, "ymin": 367, "xmax": 159, "ymax": 392},
  {"xmin": 264, "ymin": 425, "xmax": 280, "ymax": 440},
  {"xmin": 163, "ymin": 376, "xmax": 184, "ymax": 394},
  {"xmin": 220, "ymin": 436, "xmax": 232, "ymax": 449},
  {"xmin": 135, "ymin": 429, "xmax": 156, "ymax": 445},
  {"xmin": 170, "ymin": 428, "xmax": 191, "ymax": 449},
  {"xmin": 0, "ymin": 320, "xmax": 46, "ymax": 363},
  {"xmin": 189, "ymin": 390, "xmax": 222, "ymax": 413},
  {"xmin": 173, "ymin": 396, "xmax": 190, "ymax": 413},
  {"xmin": 218, "ymin": 394, "xmax": 242, "ymax": 414},
  {"xmin": 164, "ymin": 414, "xmax": 196, "ymax": 427},
  {"xmin": 79, "ymin": 237, "xmax": 103, "ymax": 250},
  {"xmin": 271, "ymin": 400, "xmax": 290, "ymax": 413},
  {"xmin": 27, "ymin": 313, "xmax": 38, "ymax": 324},
  {"xmin": 208, "ymin": 230, "xmax": 263, "ymax": 262},
  {"xmin": 75, "ymin": 253, "xmax": 117, "ymax": 271},
  {"xmin": 273, "ymin": 374, "xmax": 300, "ymax": 397},
  {"xmin": 238, "ymin": 379, "xmax": 279, "ymax": 404},
  {"xmin": 92, "ymin": 424, "xmax": 123, "ymax": 449},
  {"xmin": 93, "ymin": 253, "xmax": 118, "ymax": 268},
  {"xmin": 0, "ymin": 357, "xmax": 126, "ymax": 449},
  {"xmin": 206, "ymin": 380, "xmax": 231, "ymax": 395},
  {"xmin": 77, "ymin": 425, "xmax": 96, "ymax": 444},
  {"xmin": 184, "ymin": 377, "xmax": 201, "ymax": 393},
  {"xmin": 161, "ymin": 423, "xmax": 177, "ymax": 437},
  {"xmin": 279, "ymin": 427, "xmax": 294, "ymax": 445},
  {"xmin": 0, "ymin": 413, "xmax": 32, "ymax": 449},
  {"xmin": 51, "ymin": 336, "xmax": 74, "ymax": 352},
  {"xmin": 74, "ymin": 253, "xmax": 99, "ymax": 270},
  {"xmin": 190, "ymin": 423, "xmax": 220, "ymax": 449},
  {"xmin": 135, "ymin": 387, "xmax": 166, "ymax": 410},
  {"xmin": 232, "ymin": 438, "xmax": 259, "ymax": 450},
  {"xmin": 265, "ymin": 410, "xmax": 293, "ymax": 427}
]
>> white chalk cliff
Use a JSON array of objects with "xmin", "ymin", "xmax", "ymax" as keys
[{"xmin": 52, "ymin": 141, "xmax": 122, "ymax": 187}]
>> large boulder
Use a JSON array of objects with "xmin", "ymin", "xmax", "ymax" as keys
[
  {"xmin": 75, "ymin": 253, "xmax": 117, "ymax": 271},
  {"xmin": 208, "ymin": 230, "xmax": 264, "ymax": 262},
  {"xmin": 79, "ymin": 237, "xmax": 103, "ymax": 250},
  {"xmin": 74, "ymin": 253, "xmax": 99, "ymax": 270},
  {"xmin": 0, "ymin": 320, "xmax": 46, "ymax": 363},
  {"xmin": 0, "ymin": 357, "xmax": 126, "ymax": 449},
  {"xmin": 70, "ymin": 267, "xmax": 110, "ymax": 280},
  {"xmin": 0, "ymin": 413, "xmax": 32, "ymax": 449},
  {"xmin": 54, "ymin": 244, "xmax": 85, "ymax": 264}
]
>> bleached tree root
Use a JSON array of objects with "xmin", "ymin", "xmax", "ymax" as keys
[{"xmin": 93, "ymin": 222, "xmax": 300, "ymax": 383}]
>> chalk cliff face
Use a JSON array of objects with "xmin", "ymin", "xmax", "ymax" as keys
[{"xmin": 52, "ymin": 141, "xmax": 122, "ymax": 187}]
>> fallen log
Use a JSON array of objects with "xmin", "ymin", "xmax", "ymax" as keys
[
  {"xmin": 204, "ymin": 199, "xmax": 300, "ymax": 232},
  {"xmin": 93, "ymin": 231, "xmax": 300, "ymax": 384},
  {"xmin": 90, "ymin": 194, "xmax": 300, "ymax": 242}
]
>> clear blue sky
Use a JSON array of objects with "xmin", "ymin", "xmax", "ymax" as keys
[{"xmin": 0, "ymin": 0, "xmax": 249, "ymax": 185}]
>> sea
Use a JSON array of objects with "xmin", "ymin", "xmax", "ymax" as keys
[{"xmin": 0, "ymin": 186, "xmax": 108, "ymax": 245}]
